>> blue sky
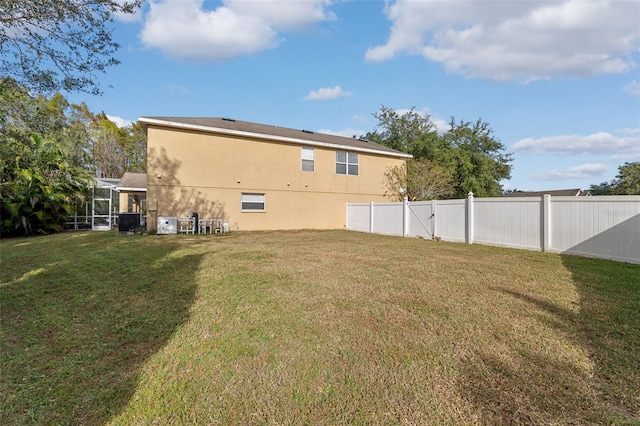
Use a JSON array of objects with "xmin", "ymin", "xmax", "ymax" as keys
[{"xmin": 68, "ymin": 0, "xmax": 640, "ymax": 191}]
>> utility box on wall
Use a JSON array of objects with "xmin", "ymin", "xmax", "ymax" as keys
[{"xmin": 157, "ymin": 217, "xmax": 177, "ymax": 234}]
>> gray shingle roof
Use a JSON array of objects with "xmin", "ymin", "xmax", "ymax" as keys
[
  {"xmin": 117, "ymin": 172, "xmax": 147, "ymax": 190},
  {"xmin": 139, "ymin": 116, "xmax": 412, "ymax": 158},
  {"xmin": 503, "ymin": 189, "xmax": 590, "ymax": 197}
]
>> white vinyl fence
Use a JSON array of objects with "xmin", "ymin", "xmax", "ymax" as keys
[{"xmin": 346, "ymin": 194, "xmax": 640, "ymax": 263}]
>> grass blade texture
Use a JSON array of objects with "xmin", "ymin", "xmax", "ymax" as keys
[{"xmin": 1, "ymin": 230, "xmax": 638, "ymax": 425}]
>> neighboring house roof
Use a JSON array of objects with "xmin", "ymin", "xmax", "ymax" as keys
[
  {"xmin": 504, "ymin": 189, "xmax": 591, "ymax": 197},
  {"xmin": 139, "ymin": 116, "xmax": 413, "ymax": 159},
  {"xmin": 117, "ymin": 172, "xmax": 147, "ymax": 191}
]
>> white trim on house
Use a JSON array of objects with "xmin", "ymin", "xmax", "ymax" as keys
[{"xmin": 115, "ymin": 187, "xmax": 147, "ymax": 192}]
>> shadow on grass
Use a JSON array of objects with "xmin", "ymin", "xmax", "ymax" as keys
[
  {"xmin": 456, "ymin": 255, "xmax": 640, "ymax": 424},
  {"xmin": 1, "ymin": 232, "xmax": 201, "ymax": 425},
  {"xmin": 560, "ymin": 255, "xmax": 640, "ymax": 421}
]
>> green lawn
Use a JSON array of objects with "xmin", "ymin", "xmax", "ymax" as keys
[{"xmin": 1, "ymin": 230, "xmax": 638, "ymax": 425}]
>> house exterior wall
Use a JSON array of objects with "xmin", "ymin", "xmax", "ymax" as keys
[{"xmin": 146, "ymin": 125, "xmax": 406, "ymax": 231}]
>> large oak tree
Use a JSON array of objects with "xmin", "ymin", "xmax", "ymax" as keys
[{"xmin": 368, "ymin": 106, "xmax": 513, "ymax": 199}]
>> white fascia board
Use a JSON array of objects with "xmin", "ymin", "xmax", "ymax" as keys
[
  {"xmin": 116, "ymin": 187, "xmax": 147, "ymax": 192},
  {"xmin": 139, "ymin": 117, "xmax": 413, "ymax": 159}
]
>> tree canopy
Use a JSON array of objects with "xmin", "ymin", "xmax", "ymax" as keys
[
  {"xmin": 0, "ymin": 79, "xmax": 146, "ymax": 236},
  {"xmin": 590, "ymin": 162, "xmax": 640, "ymax": 195},
  {"xmin": 366, "ymin": 106, "xmax": 438, "ymax": 153},
  {"xmin": 369, "ymin": 106, "xmax": 513, "ymax": 199},
  {"xmin": 1, "ymin": 0, "xmax": 142, "ymax": 94},
  {"xmin": 1, "ymin": 133, "xmax": 91, "ymax": 236}
]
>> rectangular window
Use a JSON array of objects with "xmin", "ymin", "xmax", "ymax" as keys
[
  {"xmin": 301, "ymin": 147, "xmax": 314, "ymax": 172},
  {"xmin": 241, "ymin": 193, "xmax": 265, "ymax": 211},
  {"xmin": 336, "ymin": 151, "xmax": 358, "ymax": 175}
]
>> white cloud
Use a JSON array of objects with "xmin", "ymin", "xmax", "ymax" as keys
[
  {"xmin": 317, "ymin": 128, "xmax": 367, "ymax": 139},
  {"xmin": 622, "ymin": 80, "xmax": 640, "ymax": 96},
  {"xmin": 366, "ymin": 0, "xmax": 640, "ymax": 81},
  {"xmin": 304, "ymin": 86, "xmax": 353, "ymax": 101},
  {"xmin": 531, "ymin": 163, "xmax": 607, "ymax": 181},
  {"xmin": 140, "ymin": 0, "xmax": 335, "ymax": 61},
  {"xmin": 512, "ymin": 131, "xmax": 640, "ymax": 156},
  {"xmin": 107, "ymin": 115, "xmax": 133, "ymax": 128}
]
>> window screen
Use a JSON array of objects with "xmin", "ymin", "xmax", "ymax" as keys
[
  {"xmin": 336, "ymin": 151, "xmax": 358, "ymax": 175},
  {"xmin": 241, "ymin": 193, "xmax": 265, "ymax": 211},
  {"xmin": 301, "ymin": 147, "xmax": 314, "ymax": 172}
]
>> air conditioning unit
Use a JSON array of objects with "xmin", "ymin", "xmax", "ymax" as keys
[
  {"xmin": 119, "ymin": 212, "xmax": 141, "ymax": 233},
  {"xmin": 157, "ymin": 217, "xmax": 177, "ymax": 234}
]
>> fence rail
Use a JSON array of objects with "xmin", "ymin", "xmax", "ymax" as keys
[{"xmin": 346, "ymin": 194, "xmax": 640, "ymax": 263}]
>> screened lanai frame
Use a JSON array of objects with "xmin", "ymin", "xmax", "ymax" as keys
[{"xmin": 66, "ymin": 178, "xmax": 120, "ymax": 231}]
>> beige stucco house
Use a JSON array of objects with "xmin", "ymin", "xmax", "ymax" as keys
[{"xmin": 139, "ymin": 117, "xmax": 411, "ymax": 231}]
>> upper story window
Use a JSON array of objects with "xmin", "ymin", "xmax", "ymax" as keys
[
  {"xmin": 336, "ymin": 151, "xmax": 358, "ymax": 176},
  {"xmin": 301, "ymin": 147, "xmax": 314, "ymax": 172}
]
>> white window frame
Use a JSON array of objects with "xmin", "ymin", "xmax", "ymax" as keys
[
  {"xmin": 336, "ymin": 151, "xmax": 359, "ymax": 176},
  {"xmin": 241, "ymin": 193, "xmax": 266, "ymax": 212},
  {"xmin": 301, "ymin": 147, "xmax": 315, "ymax": 172}
]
